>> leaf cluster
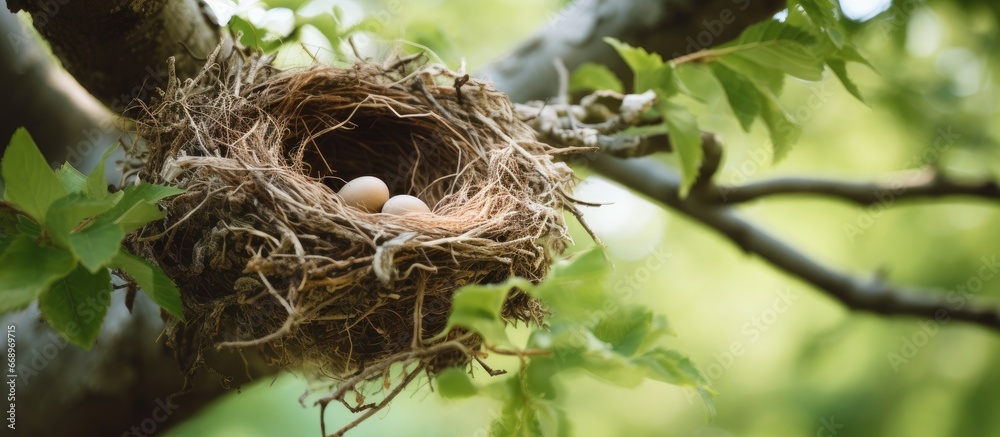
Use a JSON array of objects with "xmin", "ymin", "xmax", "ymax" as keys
[
  {"xmin": 571, "ymin": 0, "xmax": 873, "ymax": 194},
  {"xmin": 0, "ymin": 128, "xmax": 184, "ymax": 348},
  {"xmin": 436, "ymin": 250, "xmax": 714, "ymax": 437}
]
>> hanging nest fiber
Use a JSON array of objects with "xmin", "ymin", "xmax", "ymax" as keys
[{"xmin": 126, "ymin": 45, "xmax": 581, "ymax": 399}]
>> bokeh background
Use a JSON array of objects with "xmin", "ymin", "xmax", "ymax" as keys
[{"xmin": 151, "ymin": 0, "xmax": 1000, "ymax": 435}]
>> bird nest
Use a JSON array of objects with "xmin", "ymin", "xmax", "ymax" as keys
[{"xmin": 125, "ymin": 45, "xmax": 581, "ymax": 422}]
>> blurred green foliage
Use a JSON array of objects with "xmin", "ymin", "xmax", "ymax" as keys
[{"xmin": 169, "ymin": 0, "xmax": 1000, "ymax": 436}]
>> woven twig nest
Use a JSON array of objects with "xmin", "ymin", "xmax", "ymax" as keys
[{"xmin": 127, "ymin": 46, "xmax": 579, "ymax": 386}]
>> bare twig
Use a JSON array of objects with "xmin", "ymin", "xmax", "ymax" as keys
[
  {"xmin": 328, "ymin": 363, "xmax": 426, "ymax": 437},
  {"xmin": 708, "ymin": 168, "xmax": 1000, "ymax": 205},
  {"xmin": 588, "ymin": 155, "xmax": 1000, "ymax": 331}
]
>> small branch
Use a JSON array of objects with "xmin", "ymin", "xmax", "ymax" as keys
[
  {"xmin": 588, "ymin": 155, "xmax": 1000, "ymax": 331},
  {"xmin": 515, "ymin": 90, "xmax": 674, "ymax": 158},
  {"xmin": 328, "ymin": 363, "xmax": 426, "ymax": 437},
  {"xmin": 595, "ymin": 134, "xmax": 672, "ymax": 158},
  {"xmin": 692, "ymin": 132, "xmax": 723, "ymax": 191},
  {"xmin": 708, "ymin": 168, "xmax": 1000, "ymax": 205}
]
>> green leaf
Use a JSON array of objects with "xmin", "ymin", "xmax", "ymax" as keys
[
  {"xmin": 661, "ymin": 101, "xmax": 703, "ymax": 196},
  {"xmin": 570, "ymin": 63, "xmax": 624, "ymax": 93},
  {"xmin": 798, "ymin": 0, "xmax": 845, "ymax": 48},
  {"xmin": 1, "ymin": 128, "xmax": 67, "ymax": 223},
  {"xmin": 758, "ymin": 90, "xmax": 801, "ymax": 162},
  {"xmin": 573, "ymin": 332, "xmax": 645, "ymax": 387},
  {"xmin": 730, "ymin": 18, "xmax": 817, "ymax": 45},
  {"xmin": 592, "ymin": 307, "xmax": 672, "ymax": 356},
  {"xmin": 717, "ymin": 20, "xmax": 825, "ymax": 81},
  {"xmin": 635, "ymin": 349, "xmax": 717, "ymax": 414},
  {"xmin": 229, "ymin": 16, "xmax": 285, "ymax": 52},
  {"xmin": 45, "ymin": 194, "xmax": 117, "ymax": 247},
  {"xmin": 717, "ymin": 54, "xmax": 785, "ymax": 95},
  {"xmin": 67, "ymin": 222, "xmax": 125, "ymax": 273},
  {"xmin": 442, "ymin": 278, "xmax": 531, "ymax": 344},
  {"xmin": 605, "ymin": 37, "xmax": 678, "ymax": 96},
  {"xmin": 296, "ymin": 10, "xmax": 343, "ymax": 52},
  {"xmin": 835, "ymin": 45, "xmax": 877, "ymax": 70},
  {"xmin": 121, "ymin": 183, "xmax": 185, "ymax": 203},
  {"xmin": 260, "ymin": 0, "xmax": 310, "ymax": 10},
  {"xmin": 709, "ymin": 63, "xmax": 762, "ymax": 132},
  {"xmin": 107, "ymin": 200, "xmax": 166, "ymax": 233},
  {"xmin": 110, "ymin": 251, "xmax": 184, "ymax": 320},
  {"xmin": 489, "ymin": 377, "xmax": 569, "ymax": 437},
  {"xmin": 54, "ymin": 164, "xmax": 87, "ymax": 194},
  {"xmin": 826, "ymin": 58, "xmax": 867, "ymax": 104},
  {"xmin": 15, "ymin": 215, "xmax": 41, "ymax": 238},
  {"xmin": 531, "ymin": 250, "xmax": 610, "ymax": 322},
  {"xmin": 0, "ymin": 235, "xmax": 76, "ymax": 313},
  {"xmin": 674, "ymin": 64, "xmax": 720, "ymax": 103},
  {"xmin": 530, "ymin": 325, "xmax": 644, "ymax": 387},
  {"xmin": 728, "ymin": 48, "xmax": 823, "ymax": 82},
  {"xmin": 435, "ymin": 368, "xmax": 478, "ymax": 399},
  {"xmin": 530, "ymin": 401, "xmax": 569, "ymax": 437},
  {"xmin": 38, "ymin": 265, "xmax": 111, "ymax": 349},
  {"xmin": 548, "ymin": 249, "xmax": 608, "ymax": 285},
  {"xmin": 83, "ymin": 145, "xmax": 117, "ymax": 200},
  {"xmin": 93, "ymin": 183, "xmax": 182, "ymax": 233},
  {"xmin": 524, "ymin": 357, "xmax": 559, "ymax": 400},
  {"xmin": 635, "ymin": 349, "xmax": 710, "ymax": 387}
]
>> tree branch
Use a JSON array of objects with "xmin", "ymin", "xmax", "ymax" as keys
[
  {"xmin": 0, "ymin": 7, "xmax": 119, "ymax": 165},
  {"xmin": 707, "ymin": 168, "xmax": 1000, "ymax": 205},
  {"xmin": 516, "ymin": 89, "xmax": 682, "ymax": 157},
  {"xmin": 588, "ymin": 155, "xmax": 1000, "ymax": 330},
  {"xmin": 6, "ymin": 0, "xmax": 220, "ymax": 110}
]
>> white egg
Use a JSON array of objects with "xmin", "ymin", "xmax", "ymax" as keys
[
  {"xmin": 337, "ymin": 176, "xmax": 390, "ymax": 212},
  {"xmin": 382, "ymin": 195, "xmax": 431, "ymax": 215}
]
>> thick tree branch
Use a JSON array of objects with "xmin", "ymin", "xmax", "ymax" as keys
[
  {"xmin": 2, "ymin": 291, "xmax": 273, "ymax": 436},
  {"xmin": 588, "ymin": 155, "xmax": 1000, "ymax": 330},
  {"xmin": 0, "ymin": 7, "xmax": 119, "ymax": 165},
  {"xmin": 6, "ymin": 0, "xmax": 220, "ymax": 110},
  {"xmin": 707, "ymin": 169, "xmax": 1000, "ymax": 205}
]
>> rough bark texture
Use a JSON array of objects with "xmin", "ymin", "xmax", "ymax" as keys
[
  {"xmin": 0, "ymin": 8, "xmax": 118, "ymax": 167},
  {"xmin": 480, "ymin": 0, "xmax": 784, "ymax": 102},
  {"xmin": 6, "ymin": 0, "xmax": 220, "ymax": 110},
  {"xmin": 6, "ymin": 292, "xmax": 270, "ymax": 437}
]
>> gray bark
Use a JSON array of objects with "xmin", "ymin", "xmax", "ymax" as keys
[
  {"xmin": 5, "ymin": 0, "xmax": 220, "ymax": 111},
  {"xmin": 0, "ymin": 7, "xmax": 118, "ymax": 169},
  {"xmin": 6, "ymin": 291, "xmax": 268, "ymax": 437}
]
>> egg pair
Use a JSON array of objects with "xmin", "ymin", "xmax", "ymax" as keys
[{"xmin": 337, "ymin": 176, "xmax": 431, "ymax": 215}]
